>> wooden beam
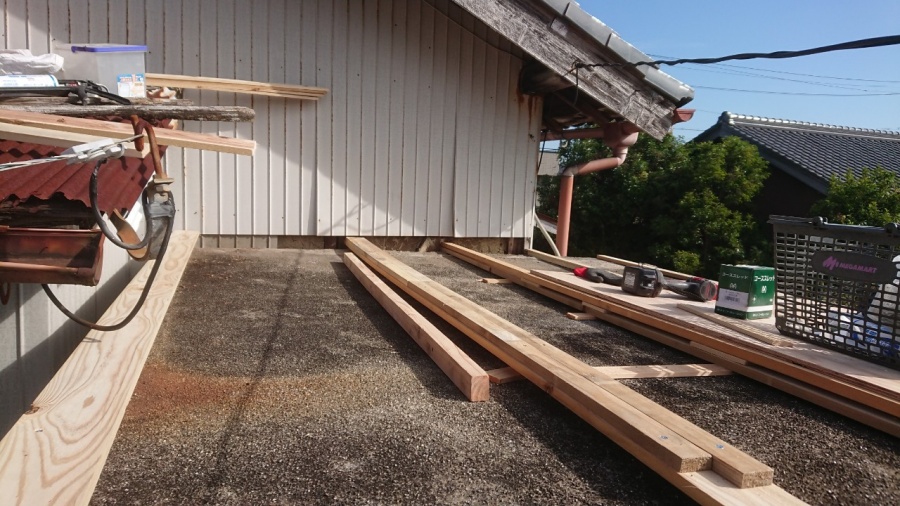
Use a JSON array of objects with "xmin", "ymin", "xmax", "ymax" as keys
[
  {"xmin": 146, "ymin": 73, "xmax": 328, "ymax": 100},
  {"xmin": 489, "ymin": 363, "xmax": 732, "ymax": 383},
  {"xmin": 0, "ymin": 109, "xmax": 256, "ymax": 156},
  {"xmin": 487, "ymin": 367, "xmax": 524, "ymax": 384},
  {"xmin": 678, "ymin": 304, "xmax": 795, "ymax": 348},
  {"xmin": 348, "ymin": 238, "xmax": 778, "ymax": 492},
  {"xmin": 596, "ymin": 254, "xmax": 693, "ymax": 280},
  {"xmin": 0, "ymin": 230, "xmax": 199, "ymax": 505},
  {"xmin": 442, "ymin": 244, "xmax": 582, "ymax": 309},
  {"xmin": 343, "ymin": 252, "xmax": 489, "ymax": 402},
  {"xmin": 0, "ymin": 122, "xmax": 147, "ymax": 157},
  {"xmin": 0, "ymin": 103, "xmax": 255, "ymax": 122},
  {"xmin": 566, "ymin": 312, "xmax": 597, "ymax": 321},
  {"xmin": 480, "ymin": 277, "xmax": 513, "ymax": 284},
  {"xmin": 525, "ymin": 248, "xmax": 586, "ymax": 270}
]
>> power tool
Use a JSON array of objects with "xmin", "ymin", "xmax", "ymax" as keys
[{"xmin": 574, "ymin": 266, "xmax": 718, "ymax": 302}]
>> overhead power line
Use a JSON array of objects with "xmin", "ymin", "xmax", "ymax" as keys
[{"xmin": 575, "ymin": 35, "xmax": 900, "ymax": 69}]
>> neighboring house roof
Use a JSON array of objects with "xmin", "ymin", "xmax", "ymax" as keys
[{"xmin": 695, "ymin": 112, "xmax": 900, "ymax": 194}]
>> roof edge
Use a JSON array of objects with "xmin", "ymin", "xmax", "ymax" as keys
[{"xmin": 539, "ymin": 0, "xmax": 695, "ymax": 106}]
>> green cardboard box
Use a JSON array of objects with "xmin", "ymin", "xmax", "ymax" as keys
[{"xmin": 715, "ymin": 265, "xmax": 775, "ymax": 319}]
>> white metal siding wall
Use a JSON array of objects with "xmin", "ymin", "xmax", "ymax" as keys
[{"xmin": 3, "ymin": 0, "xmax": 541, "ymax": 243}]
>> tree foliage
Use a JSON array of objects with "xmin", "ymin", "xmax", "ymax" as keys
[
  {"xmin": 809, "ymin": 167, "xmax": 900, "ymax": 226},
  {"xmin": 536, "ymin": 134, "xmax": 770, "ymax": 278}
]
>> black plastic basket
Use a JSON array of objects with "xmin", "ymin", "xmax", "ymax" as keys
[{"xmin": 769, "ymin": 215, "xmax": 900, "ymax": 369}]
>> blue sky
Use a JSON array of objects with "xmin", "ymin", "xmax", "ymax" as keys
[{"xmin": 574, "ymin": 0, "xmax": 900, "ymax": 140}]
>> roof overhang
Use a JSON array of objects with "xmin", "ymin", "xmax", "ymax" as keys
[{"xmin": 450, "ymin": 0, "xmax": 694, "ymax": 139}]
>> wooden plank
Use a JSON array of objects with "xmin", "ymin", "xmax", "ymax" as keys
[
  {"xmin": 0, "ymin": 110, "xmax": 256, "ymax": 155},
  {"xmin": 489, "ymin": 363, "xmax": 732, "ymax": 383},
  {"xmin": 596, "ymin": 254, "xmax": 693, "ymax": 280},
  {"xmin": 480, "ymin": 277, "xmax": 512, "ymax": 284},
  {"xmin": 0, "ymin": 123, "xmax": 147, "ymax": 158},
  {"xmin": 585, "ymin": 306, "xmax": 900, "ymax": 438},
  {"xmin": 343, "ymin": 252, "xmax": 489, "ymax": 402},
  {"xmin": 487, "ymin": 366, "xmax": 524, "ymax": 384},
  {"xmin": 678, "ymin": 304, "xmax": 795, "ymax": 348},
  {"xmin": 348, "ymin": 238, "xmax": 779, "ymax": 492},
  {"xmin": 536, "ymin": 269, "xmax": 900, "ymax": 417},
  {"xmin": 566, "ymin": 312, "xmax": 597, "ymax": 321},
  {"xmin": 442, "ymin": 243, "xmax": 582, "ymax": 309},
  {"xmin": 527, "ymin": 248, "xmax": 590, "ymax": 271},
  {"xmin": 600, "ymin": 364, "xmax": 733, "ymax": 379},
  {"xmin": 145, "ymin": 73, "xmax": 328, "ymax": 100},
  {"xmin": 0, "ymin": 103, "xmax": 255, "ymax": 122},
  {"xmin": 0, "ymin": 231, "xmax": 199, "ymax": 506}
]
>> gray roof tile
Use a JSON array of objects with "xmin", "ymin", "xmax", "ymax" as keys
[{"xmin": 696, "ymin": 112, "xmax": 900, "ymax": 192}]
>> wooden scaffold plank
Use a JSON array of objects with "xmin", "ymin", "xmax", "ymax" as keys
[{"xmin": 0, "ymin": 231, "xmax": 199, "ymax": 506}]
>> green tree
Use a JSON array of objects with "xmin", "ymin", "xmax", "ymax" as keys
[
  {"xmin": 809, "ymin": 167, "xmax": 900, "ymax": 226},
  {"xmin": 536, "ymin": 134, "xmax": 770, "ymax": 278}
]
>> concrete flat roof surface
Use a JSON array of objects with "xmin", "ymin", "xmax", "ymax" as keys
[{"xmin": 92, "ymin": 248, "xmax": 900, "ymax": 505}]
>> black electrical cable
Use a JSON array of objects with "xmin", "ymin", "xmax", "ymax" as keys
[
  {"xmin": 575, "ymin": 35, "xmax": 900, "ymax": 70},
  {"xmin": 89, "ymin": 159, "xmax": 154, "ymax": 252},
  {"xmin": 42, "ymin": 207, "xmax": 173, "ymax": 332},
  {"xmin": 43, "ymin": 158, "xmax": 175, "ymax": 331}
]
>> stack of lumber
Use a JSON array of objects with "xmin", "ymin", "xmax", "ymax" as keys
[
  {"xmin": 146, "ymin": 74, "xmax": 328, "ymax": 101},
  {"xmin": 346, "ymin": 238, "xmax": 805, "ymax": 505},
  {"xmin": 443, "ymin": 244, "xmax": 900, "ymax": 437}
]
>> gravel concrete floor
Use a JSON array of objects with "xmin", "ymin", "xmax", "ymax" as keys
[{"xmin": 92, "ymin": 248, "xmax": 900, "ymax": 505}]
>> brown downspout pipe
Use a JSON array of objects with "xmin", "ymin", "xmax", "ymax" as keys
[{"xmin": 555, "ymin": 122, "xmax": 639, "ymax": 256}]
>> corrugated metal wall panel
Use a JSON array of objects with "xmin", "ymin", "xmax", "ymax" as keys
[{"xmin": 3, "ymin": 2, "xmax": 544, "ymax": 240}]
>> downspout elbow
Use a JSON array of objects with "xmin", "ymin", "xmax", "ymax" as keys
[{"xmin": 560, "ymin": 129, "xmax": 639, "ymax": 176}]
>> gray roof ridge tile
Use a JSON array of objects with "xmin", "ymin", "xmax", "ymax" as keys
[{"xmin": 721, "ymin": 111, "xmax": 900, "ymax": 139}]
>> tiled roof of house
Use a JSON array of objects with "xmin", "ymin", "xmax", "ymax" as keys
[{"xmin": 695, "ymin": 112, "xmax": 900, "ymax": 193}]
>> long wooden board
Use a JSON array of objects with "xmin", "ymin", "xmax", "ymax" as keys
[
  {"xmin": 0, "ymin": 122, "xmax": 147, "ymax": 157},
  {"xmin": 488, "ymin": 363, "xmax": 733, "ymax": 383},
  {"xmin": 0, "ymin": 230, "xmax": 199, "ymax": 506},
  {"xmin": 0, "ymin": 109, "xmax": 256, "ymax": 156},
  {"xmin": 343, "ymin": 252, "xmax": 489, "ymax": 402},
  {"xmin": 533, "ymin": 269, "xmax": 900, "ymax": 417},
  {"xmin": 585, "ymin": 306, "xmax": 900, "ymax": 438},
  {"xmin": 146, "ymin": 73, "xmax": 328, "ymax": 100},
  {"xmin": 350, "ymin": 239, "xmax": 781, "ymax": 494},
  {"xmin": 678, "ymin": 304, "xmax": 795, "ymax": 348}
]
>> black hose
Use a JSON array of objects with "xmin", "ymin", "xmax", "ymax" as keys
[
  {"xmin": 42, "ymin": 210, "xmax": 173, "ymax": 331},
  {"xmin": 89, "ymin": 159, "xmax": 154, "ymax": 252}
]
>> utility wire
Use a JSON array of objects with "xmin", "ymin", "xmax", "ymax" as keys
[
  {"xmin": 575, "ymin": 35, "xmax": 900, "ymax": 69},
  {"xmin": 648, "ymin": 52, "xmax": 900, "ymax": 84},
  {"xmin": 693, "ymin": 85, "xmax": 900, "ymax": 97}
]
